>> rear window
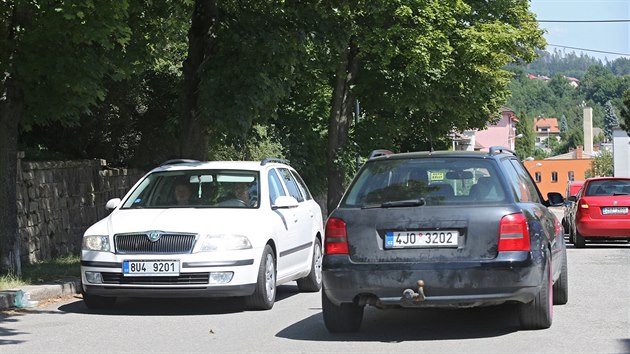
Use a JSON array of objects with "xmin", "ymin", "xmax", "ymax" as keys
[
  {"xmin": 585, "ymin": 179, "xmax": 630, "ymax": 196},
  {"xmin": 341, "ymin": 157, "xmax": 506, "ymax": 207}
]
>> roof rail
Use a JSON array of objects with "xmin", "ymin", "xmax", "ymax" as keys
[
  {"xmin": 159, "ymin": 159, "xmax": 200, "ymax": 167},
  {"xmin": 261, "ymin": 157, "xmax": 289, "ymax": 166},
  {"xmin": 368, "ymin": 149, "xmax": 394, "ymax": 160},
  {"xmin": 488, "ymin": 146, "xmax": 518, "ymax": 157}
]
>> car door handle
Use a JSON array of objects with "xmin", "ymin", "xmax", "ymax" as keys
[{"xmin": 309, "ymin": 211, "xmax": 314, "ymax": 218}]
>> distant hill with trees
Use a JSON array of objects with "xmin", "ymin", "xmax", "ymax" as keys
[{"xmin": 507, "ymin": 50, "xmax": 630, "ymax": 159}]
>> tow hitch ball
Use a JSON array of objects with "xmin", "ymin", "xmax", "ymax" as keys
[{"xmin": 403, "ymin": 280, "xmax": 426, "ymax": 302}]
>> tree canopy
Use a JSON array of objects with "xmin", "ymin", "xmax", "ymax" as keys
[{"xmin": 1, "ymin": 0, "xmax": 133, "ymax": 274}]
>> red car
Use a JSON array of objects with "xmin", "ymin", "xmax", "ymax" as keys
[{"xmin": 568, "ymin": 177, "xmax": 630, "ymax": 248}]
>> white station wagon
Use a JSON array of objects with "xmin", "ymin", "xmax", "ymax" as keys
[{"xmin": 80, "ymin": 158, "xmax": 324, "ymax": 310}]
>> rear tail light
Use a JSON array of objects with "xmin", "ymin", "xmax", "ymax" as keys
[
  {"xmin": 579, "ymin": 199, "xmax": 589, "ymax": 209},
  {"xmin": 325, "ymin": 218, "xmax": 348, "ymax": 255},
  {"xmin": 498, "ymin": 213, "xmax": 531, "ymax": 252},
  {"xmin": 554, "ymin": 217, "xmax": 562, "ymax": 236}
]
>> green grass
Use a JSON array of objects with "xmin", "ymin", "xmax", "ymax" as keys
[{"xmin": 0, "ymin": 255, "xmax": 80, "ymax": 290}]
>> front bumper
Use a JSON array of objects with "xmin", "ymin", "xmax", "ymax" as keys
[
  {"xmin": 81, "ymin": 247, "xmax": 261, "ymax": 298},
  {"xmin": 322, "ymin": 251, "xmax": 545, "ymax": 308}
]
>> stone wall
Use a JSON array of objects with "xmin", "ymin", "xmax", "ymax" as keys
[{"xmin": 16, "ymin": 153, "xmax": 144, "ymax": 264}]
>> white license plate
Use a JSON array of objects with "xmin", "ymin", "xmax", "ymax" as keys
[
  {"xmin": 123, "ymin": 260, "xmax": 180, "ymax": 276},
  {"xmin": 602, "ymin": 207, "xmax": 629, "ymax": 215},
  {"xmin": 385, "ymin": 231, "xmax": 459, "ymax": 249}
]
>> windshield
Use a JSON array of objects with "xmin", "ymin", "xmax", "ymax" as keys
[
  {"xmin": 341, "ymin": 157, "xmax": 505, "ymax": 207},
  {"xmin": 121, "ymin": 170, "xmax": 260, "ymax": 209}
]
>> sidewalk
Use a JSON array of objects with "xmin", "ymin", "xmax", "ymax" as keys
[{"xmin": 0, "ymin": 278, "xmax": 81, "ymax": 310}]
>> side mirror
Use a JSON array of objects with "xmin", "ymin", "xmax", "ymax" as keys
[
  {"xmin": 105, "ymin": 198, "xmax": 121, "ymax": 211},
  {"xmin": 568, "ymin": 195, "xmax": 577, "ymax": 202},
  {"xmin": 546, "ymin": 192, "xmax": 564, "ymax": 207},
  {"xmin": 272, "ymin": 196, "xmax": 299, "ymax": 209}
]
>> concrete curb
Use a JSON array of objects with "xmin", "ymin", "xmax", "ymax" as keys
[{"xmin": 0, "ymin": 278, "xmax": 81, "ymax": 310}]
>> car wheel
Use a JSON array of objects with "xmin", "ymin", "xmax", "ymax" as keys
[
  {"xmin": 321, "ymin": 287, "xmax": 364, "ymax": 333},
  {"xmin": 561, "ymin": 217, "xmax": 568, "ymax": 234},
  {"xmin": 568, "ymin": 225, "xmax": 575, "ymax": 244},
  {"xmin": 82, "ymin": 292, "xmax": 116, "ymax": 310},
  {"xmin": 574, "ymin": 229, "xmax": 586, "ymax": 248},
  {"xmin": 245, "ymin": 245, "xmax": 276, "ymax": 310},
  {"xmin": 552, "ymin": 250, "xmax": 569, "ymax": 305},
  {"xmin": 296, "ymin": 238, "xmax": 323, "ymax": 292},
  {"xmin": 519, "ymin": 256, "xmax": 552, "ymax": 330}
]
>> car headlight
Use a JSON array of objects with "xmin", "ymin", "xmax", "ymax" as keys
[
  {"xmin": 198, "ymin": 234, "xmax": 252, "ymax": 252},
  {"xmin": 82, "ymin": 236, "xmax": 111, "ymax": 252}
]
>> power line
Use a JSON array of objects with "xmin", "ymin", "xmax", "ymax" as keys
[
  {"xmin": 537, "ymin": 19, "xmax": 630, "ymax": 23},
  {"xmin": 547, "ymin": 43, "xmax": 630, "ymax": 57}
]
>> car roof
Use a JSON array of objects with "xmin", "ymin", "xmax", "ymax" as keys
[
  {"xmin": 584, "ymin": 177, "xmax": 630, "ymax": 182},
  {"xmin": 368, "ymin": 149, "xmax": 514, "ymax": 161},
  {"xmin": 149, "ymin": 160, "xmax": 290, "ymax": 173}
]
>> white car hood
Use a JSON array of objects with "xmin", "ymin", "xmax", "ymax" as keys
[{"xmin": 85, "ymin": 208, "xmax": 266, "ymax": 236}]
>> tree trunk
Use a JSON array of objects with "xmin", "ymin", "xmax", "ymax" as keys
[
  {"xmin": 0, "ymin": 74, "xmax": 23, "ymax": 276},
  {"xmin": 180, "ymin": 0, "xmax": 218, "ymax": 161},
  {"xmin": 327, "ymin": 41, "xmax": 359, "ymax": 214}
]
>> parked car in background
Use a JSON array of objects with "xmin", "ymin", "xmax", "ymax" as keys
[
  {"xmin": 567, "ymin": 177, "xmax": 630, "ymax": 248},
  {"xmin": 562, "ymin": 180, "xmax": 584, "ymax": 237},
  {"xmin": 322, "ymin": 147, "xmax": 567, "ymax": 332},
  {"xmin": 81, "ymin": 158, "xmax": 324, "ymax": 310}
]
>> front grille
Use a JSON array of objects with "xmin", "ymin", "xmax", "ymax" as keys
[
  {"xmin": 115, "ymin": 233, "xmax": 197, "ymax": 254},
  {"xmin": 101, "ymin": 272, "xmax": 210, "ymax": 285}
]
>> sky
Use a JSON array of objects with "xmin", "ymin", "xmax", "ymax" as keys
[{"xmin": 529, "ymin": 0, "xmax": 630, "ymax": 62}]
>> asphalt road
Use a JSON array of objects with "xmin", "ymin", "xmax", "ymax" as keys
[{"xmin": 1, "ymin": 221, "xmax": 629, "ymax": 353}]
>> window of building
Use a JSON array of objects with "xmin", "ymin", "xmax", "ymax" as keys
[
  {"xmin": 551, "ymin": 171, "xmax": 558, "ymax": 183},
  {"xmin": 535, "ymin": 172, "xmax": 541, "ymax": 183},
  {"xmin": 568, "ymin": 171, "xmax": 574, "ymax": 181}
]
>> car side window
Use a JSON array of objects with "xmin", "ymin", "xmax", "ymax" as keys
[
  {"xmin": 277, "ymin": 168, "xmax": 305, "ymax": 202},
  {"xmin": 268, "ymin": 169, "xmax": 286, "ymax": 205},
  {"xmin": 291, "ymin": 170, "xmax": 313, "ymax": 201},
  {"xmin": 502, "ymin": 158, "xmax": 541, "ymax": 204}
]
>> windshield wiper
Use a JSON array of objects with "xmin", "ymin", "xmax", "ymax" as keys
[{"xmin": 362, "ymin": 198, "xmax": 425, "ymax": 209}]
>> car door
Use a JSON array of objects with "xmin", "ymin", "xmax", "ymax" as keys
[{"xmin": 275, "ymin": 167, "xmax": 313, "ymax": 277}]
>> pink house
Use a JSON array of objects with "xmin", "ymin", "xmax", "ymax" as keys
[{"xmin": 473, "ymin": 106, "xmax": 519, "ymax": 151}]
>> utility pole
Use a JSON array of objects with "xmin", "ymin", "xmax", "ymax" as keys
[{"xmin": 355, "ymin": 100, "xmax": 360, "ymax": 170}]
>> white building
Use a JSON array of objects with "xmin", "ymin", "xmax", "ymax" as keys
[{"xmin": 613, "ymin": 127, "xmax": 630, "ymax": 177}]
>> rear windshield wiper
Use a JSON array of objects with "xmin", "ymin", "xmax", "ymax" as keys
[{"xmin": 362, "ymin": 198, "xmax": 426, "ymax": 209}]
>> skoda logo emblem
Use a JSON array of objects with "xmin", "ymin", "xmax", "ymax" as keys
[{"xmin": 147, "ymin": 231, "xmax": 162, "ymax": 242}]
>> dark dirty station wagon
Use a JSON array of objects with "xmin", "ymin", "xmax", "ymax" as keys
[{"xmin": 322, "ymin": 147, "xmax": 568, "ymax": 332}]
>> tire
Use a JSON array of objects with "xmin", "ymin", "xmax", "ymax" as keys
[
  {"xmin": 574, "ymin": 229, "xmax": 586, "ymax": 248},
  {"xmin": 552, "ymin": 250, "xmax": 569, "ymax": 305},
  {"xmin": 82, "ymin": 292, "xmax": 116, "ymax": 310},
  {"xmin": 519, "ymin": 256, "xmax": 552, "ymax": 330},
  {"xmin": 321, "ymin": 287, "xmax": 364, "ymax": 333},
  {"xmin": 297, "ymin": 238, "xmax": 323, "ymax": 292},
  {"xmin": 245, "ymin": 245, "xmax": 276, "ymax": 310},
  {"xmin": 561, "ymin": 217, "xmax": 568, "ymax": 235},
  {"xmin": 568, "ymin": 225, "xmax": 575, "ymax": 244}
]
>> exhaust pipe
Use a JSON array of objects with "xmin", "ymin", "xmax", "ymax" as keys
[{"xmin": 402, "ymin": 280, "xmax": 426, "ymax": 302}]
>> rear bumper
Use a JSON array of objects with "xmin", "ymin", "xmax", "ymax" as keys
[
  {"xmin": 577, "ymin": 217, "xmax": 630, "ymax": 237},
  {"xmin": 322, "ymin": 251, "xmax": 545, "ymax": 308}
]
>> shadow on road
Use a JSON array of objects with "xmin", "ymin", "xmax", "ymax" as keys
[
  {"xmin": 277, "ymin": 304, "xmax": 520, "ymax": 342},
  {"xmin": 57, "ymin": 283, "xmax": 301, "ymax": 316}
]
